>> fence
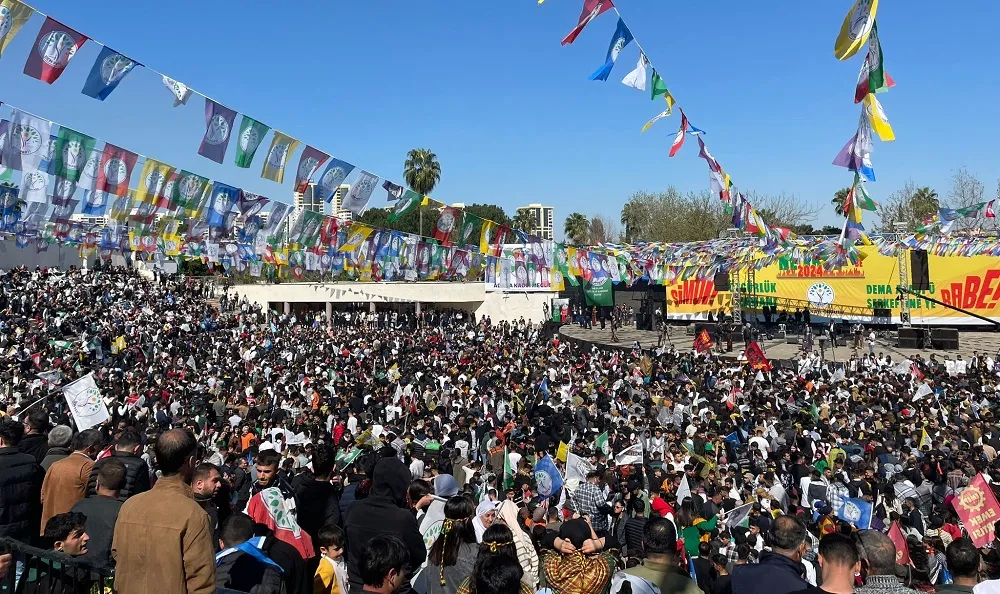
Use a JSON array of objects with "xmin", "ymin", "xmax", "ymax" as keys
[{"xmin": 0, "ymin": 537, "xmax": 113, "ymax": 593}]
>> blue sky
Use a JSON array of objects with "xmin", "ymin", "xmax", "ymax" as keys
[{"xmin": 1, "ymin": 0, "xmax": 997, "ymax": 239}]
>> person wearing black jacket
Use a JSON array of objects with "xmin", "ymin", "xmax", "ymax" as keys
[
  {"xmin": 85, "ymin": 430, "xmax": 151, "ymax": 500},
  {"xmin": 345, "ymin": 453, "xmax": 426, "ymax": 594},
  {"xmin": 17, "ymin": 409, "xmax": 50, "ymax": 465},
  {"xmin": 731, "ymin": 515, "xmax": 809, "ymax": 594},
  {"xmin": 0, "ymin": 417, "xmax": 43, "ymax": 542},
  {"xmin": 216, "ymin": 513, "xmax": 286, "ymax": 594},
  {"xmin": 291, "ymin": 444, "xmax": 341, "ymax": 542}
]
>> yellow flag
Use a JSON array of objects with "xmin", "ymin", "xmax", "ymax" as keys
[
  {"xmin": 920, "ymin": 427, "xmax": 931, "ymax": 449},
  {"xmin": 0, "ymin": 1, "xmax": 33, "ymax": 57},
  {"xmin": 134, "ymin": 158, "xmax": 175, "ymax": 204},
  {"xmin": 479, "ymin": 220, "xmax": 496, "ymax": 255},
  {"xmin": 567, "ymin": 247, "xmax": 581, "ymax": 276},
  {"xmin": 834, "ymin": 0, "xmax": 879, "ymax": 60},
  {"xmin": 863, "ymin": 93, "xmax": 895, "ymax": 142},
  {"xmin": 274, "ymin": 248, "xmax": 289, "ymax": 266},
  {"xmin": 109, "ymin": 191, "xmax": 135, "ymax": 221},
  {"xmin": 550, "ymin": 267, "xmax": 565, "ymax": 292},
  {"xmin": 260, "ymin": 131, "xmax": 301, "ymax": 183},
  {"xmin": 556, "ymin": 442, "xmax": 569, "ymax": 462},
  {"xmin": 162, "ymin": 234, "xmax": 182, "ymax": 256},
  {"xmin": 339, "ymin": 224, "xmax": 373, "ymax": 253}
]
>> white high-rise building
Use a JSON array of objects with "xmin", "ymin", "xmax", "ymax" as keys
[
  {"xmin": 293, "ymin": 184, "xmax": 327, "ymax": 215},
  {"xmin": 516, "ymin": 203, "xmax": 555, "ymax": 240},
  {"xmin": 330, "ymin": 184, "xmax": 352, "ymax": 222}
]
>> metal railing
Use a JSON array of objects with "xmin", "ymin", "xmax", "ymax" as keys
[{"xmin": 0, "ymin": 537, "xmax": 114, "ymax": 593}]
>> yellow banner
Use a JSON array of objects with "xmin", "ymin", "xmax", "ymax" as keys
[{"xmin": 666, "ymin": 248, "xmax": 1000, "ymax": 325}]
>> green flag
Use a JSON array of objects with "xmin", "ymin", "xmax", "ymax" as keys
[
  {"xmin": 388, "ymin": 190, "xmax": 422, "ymax": 223},
  {"xmin": 51, "ymin": 127, "xmax": 96, "ymax": 182},
  {"xmin": 458, "ymin": 211, "xmax": 479, "ymax": 247},
  {"xmin": 503, "ymin": 447, "xmax": 514, "ymax": 490},
  {"xmin": 335, "ymin": 447, "xmax": 362, "ymax": 467},
  {"xmin": 234, "ymin": 115, "xmax": 270, "ymax": 168},
  {"xmin": 595, "ymin": 431, "xmax": 609, "ymax": 456},
  {"xmin": 651, "ymin": 70, "xmax": 668, "ymax": 100},
  {"xmin": 172, "ymin": 171, "xmax": 211, "ymax": 213}
]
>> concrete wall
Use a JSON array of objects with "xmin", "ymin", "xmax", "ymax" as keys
[
  {"xmin": 230, "ymin": 282, "xmax": 554, "ymax": 324},
  {"xmin": 0, "ymin": 239, "xmax": 93, "ymax": 271}
]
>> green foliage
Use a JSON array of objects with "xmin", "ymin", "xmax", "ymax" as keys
[
  {"xmin": 564, "ymin": 212, "xmax": 590, "ymax": 245},
  {"xmin": 403, "ymin": 149, "xmax": 442, "ymax": 196}
]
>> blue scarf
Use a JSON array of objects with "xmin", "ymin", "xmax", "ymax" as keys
[{"xmin": 215, "ymin": 537, "xmax": 283, "ymax": 572}]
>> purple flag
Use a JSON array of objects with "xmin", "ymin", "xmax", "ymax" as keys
[
  {"xmin": 237, "ymin": 189, "xmax": 269, "ymax": 218},
  {"xmin": 293, "ymin": 146, "xmax": 330, "ymax": 194},
  {"xmin": 197, "ymin": 99, "xmax": 237, "ymax": 164},
  {"xmin": 832, "ymin": 132, "xmax": 861, "ymax": 170}
]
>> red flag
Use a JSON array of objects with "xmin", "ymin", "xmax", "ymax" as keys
[
  {"xmin": 887, "ymin": 521, "xmax": 911, "ymax": 565},
  {"xmin": 433, "ymin": 207, "xmax": 460, "ymax": 245},
  {"xmin": 693, "ymin": 329, "xmax": 714, "ymax": 353},
  {"xmin": 319, "ymin": 216, "xmax": 339, "ymax": 248},
  {"xmin": 911, "ymin": 363, "xmax": 925, "ymax": 381},
  {"xmin": 669, "ymin": 110, "xmax": 689, "ymax": 158},
  {"xmin": 30, "ymin": 352, "xmax": 41, "ymax": 368},
  {"xmin": 23, "ymin": 18, "xmax": 87, "ymax": 84},
  {"xmin": 726, "ymin": 386, "xmax": 739, "ymax": 411},
  {"xmin": 562, "ymin": 0, "xmax": 615, "ymax": 45},
  {"xmin": 987, "ymin": 200, "xmax": 996, "ymax": 219},
  {"xmin": 953, "ymin": 473, "xmax": 1000, "ymax": 547},
  {"xmin": 95, "ymin": 144, "xmax": 138, "ymax": 197},
  {"xmin": 293, "ymin": 145, "xmax": 330, "ymax": 194},
  {"xmin": 744, "ymin": 341, "xmax": 772, "ymax": 371}
]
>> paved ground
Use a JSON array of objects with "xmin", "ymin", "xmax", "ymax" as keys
[{"xmin": 558, "ymin": 324, "xmax": 1000, "ymax": 362}]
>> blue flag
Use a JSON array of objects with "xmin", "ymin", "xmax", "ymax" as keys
[
  {"xmin": 539, "ymin": 377, "xmax": 550, "ymax": 398},
  {"xmin": 836, "ymin": 497, "xmax": 873, "ymax": 529},
  {"xmin": 590, "ymin": 19, "xmax": 633, "ymax": 81},
  {"xmin": 207, "ymin": 182, "xmax": 239, "ymax": 228},
  {"xmin": 316, "ymin": 158, "xmax": 356, "ymax": 202},
  {"xmin": 533, "ymin": 455, "xmax": 563, "ymax": 500},
  {"xmin": 81, "ymin": 47, "xmax": 137, "ymax": 101}
]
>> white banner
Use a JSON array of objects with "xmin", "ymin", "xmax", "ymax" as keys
[
  {"xmin": 62, "ymin": 373, "xmax": 110, "ymax": 431},
  {"xmin": 565, "ymin": 452, "xmax": 595, "ymax": 484},
  {"xmin": 615, "ymin": 443, "xmax": 644, "ymax": 466}
]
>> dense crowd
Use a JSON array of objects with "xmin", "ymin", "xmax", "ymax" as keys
[{"xmin": 0, "ymin": 264, "xmax": 999, "ymax": 594}]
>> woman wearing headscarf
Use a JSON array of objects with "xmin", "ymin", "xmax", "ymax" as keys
[
  {"xmin": 456, "ymin": 524, "xmax": 534, "ymax": 594},
  {"xmin": 472, "ymin": 499, "xmax": 496, "ymax": 542},
  {"xmin": 495, "ymin": 499, "xmax": 539, "ymax": 589},
  {"xmin": 425, "ymin": 496, "xmax": 478, "ymax": 594}
]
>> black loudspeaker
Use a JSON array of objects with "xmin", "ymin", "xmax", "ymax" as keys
[
  {"xmin": 636, "ymin": 313, "xmax": 653, "ymax": 331},
  {"xmin": 714, "ymin": 272, "xmax": 730, "ymax": 292},
  {"xmin": 930, "ymin": 328, "xmax": 959, "ymax": 350},
  {"xmin": 873, "ymin": 308, "xmax": 891, "ymax": 319},
  {"xmin": 911, "ymin": 250, "xmax": 930, "ymax": 291},
  {"xmin": 898, "ymin": 327, "xmax": 925, "ymax": 349}
]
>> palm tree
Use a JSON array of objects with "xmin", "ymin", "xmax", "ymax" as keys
[
  {"xmin": 403, "ymin": 149, "xmax": 441, "ymax": 195},
  {"xmin": 403, "ymin": 149, "xmax": 441, "ymax": 236},
  {"xmin": 564, "ymin": 212, "xmax": 590, "ymax": 245},
  {"xmin": 911, "ymin": 186, "xmax": 939, "ymax": 221},
  {"xmin": 512, "ymin": 209, "xmax": 537, "ymax": 234},
  {"xmin": 832, "ymin": 188, "xmax": 851, "ymax": 217},
  {"xmin": 620, "ymin": 202, "xmax": 641, "ymax": 243}
]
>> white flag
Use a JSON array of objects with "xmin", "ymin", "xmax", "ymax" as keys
[
  {"xmin": 914, "ymin": 383, "xmax": 932, "ymax": 401},
  {"xmin": 726, "ymin": 502, "xmax": 754, "ymax": 528},
  {"xmin": 341, "ymin": 170, "xmax": 379, "ymax": 215},
  {"xmin": 676, "ymin": 474, "xmax": 691, "ymax": 502},
  {"xmin": 162, "ymin": 75, "xmax": 193, "ymax": 107},
  {"xmin": 621, "ymin": 53, "xmax": 649, "ymax": 91},
  {"xmin": 640, "ymin": 108, "xmax": 671, "ymax": 133},
  {"xmin": 565, "ymin": 451, "xmax": 596, "ymax": 484},
  {"xmin": 62, "ymin": 373, "xmax": 110, "ymax": 431},
  {"xmin": 4, "ymin": 110, "xmax": 52, "ymax": 173},
  {"xmin": 615, "ymin": 443, "xmax": 644, "ymax": 466}
]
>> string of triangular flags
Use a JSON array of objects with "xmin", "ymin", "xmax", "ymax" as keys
[
  {"xmin": 0, "ymin": 0, "xmax": 572, "ymax": 254},
  {"xmin": 550, "ymin": 0, "xmax": 801, "ymax": 246},
  {"xmin": 831, "ymin": 0, "xmax": 893, "ymax": 251}
]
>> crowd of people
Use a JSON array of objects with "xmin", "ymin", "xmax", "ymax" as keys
[{"xmin": 0, "ymin": 264, "xmax": 1000, "ymax": 594}]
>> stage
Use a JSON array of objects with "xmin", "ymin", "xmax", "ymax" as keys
[{"xmin": 558, "ymin": 324, "xmax": 1000, "ymax": 362}]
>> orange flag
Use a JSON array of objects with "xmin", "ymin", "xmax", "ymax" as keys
[
  {"xmin": 745, "ymin": 341, "xmax": 772, "ymax": 371},
  {"xmin": 693, "ymin": 329, "xmax": 714, "ymax": 353},
  {"xmin": 953, "ymin": 473, "xmax": 1000, "ymax": 547}
]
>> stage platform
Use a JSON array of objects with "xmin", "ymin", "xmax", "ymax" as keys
[{"xmin": 558, "ymin": 324, "xmax": 1000, "ymax": 362}]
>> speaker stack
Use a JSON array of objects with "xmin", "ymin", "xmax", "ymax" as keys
[
  {"xmin": 911, "ymin": 250, "xmax": 930, "ymax": 291},
  {"xmin": 930, "ymin": 328, "xmax": 959, "ymax": 350},
  {"xmin": 897, "ymin": 327, "xmax": 925, "ymax": 349},
  {"xmin": 713, "ymin": 272, "xmax": 731, "ymax": 292}
]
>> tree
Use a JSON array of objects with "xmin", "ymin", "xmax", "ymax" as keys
[
  {"xmin": 589, "ymin": 214, "xmax": 620, "ymax": 244},
  {"xmin": 946, "ymin": 167, "xmax": 991, "ymax": 232},
  {"xmin": 403, "ymin": 149, "xmax": 441, "ymax": 195},
  {"xmin": 620, "ymin": 201, "xmax": 645, "ymax": 243},
  {"xmin": 876, "ymin": 181, "xmax": 938, "ymax": 233},
  {"xmin": 564, "ymin": 212, "xmax": 590, "ymax": 245},
  {"xmin": 744, "ymin": 191, "xmax": 821, "ymax": 230},
  {"xmin": 831, "ymin": 187, "xmax": 851, "ymax": 217},
  {"xmin": 512, "ymin": 209, "xmax": 537, "ymax": 234},
  {"xmin": 464, "ymin": 204, "xmax": 512, "ymax": 228}
]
